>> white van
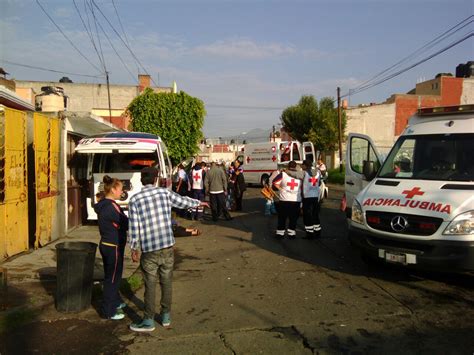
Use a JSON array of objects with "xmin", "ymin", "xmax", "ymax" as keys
[
  {"xmin": 75, "ymin": 132, "xmax": 173, "ymax": 220},
  {"xmin": 345, "ymin": 104, "xmax": 474, "ymax": 271},
  {"xmin": 240, "ymin": 141, "xmax": 316, "ymax": 186}
]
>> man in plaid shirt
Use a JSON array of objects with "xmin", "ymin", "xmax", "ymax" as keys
[{"xmin": 128, "ymin": 167, "xmax": 208, "ymax": 332}]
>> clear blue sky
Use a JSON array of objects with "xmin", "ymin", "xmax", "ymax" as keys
[{"xmin": 1, "ymin": 0, "xmax": 472, "ymax": 137}]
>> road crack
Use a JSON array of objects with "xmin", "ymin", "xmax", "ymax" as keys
[{"xmin": 219, "ymin": 333, "xmax": 237, "ymax": 354}]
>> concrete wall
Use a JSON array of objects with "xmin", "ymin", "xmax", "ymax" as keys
[
  {"xmin": 345, "ymin": 102, "xmax": 396, "ymax": 149},
  {"xmin": 461, "ymin": 78, "xmax": 474, "ymax": 104},
  {"xmin": 15, "ymin": 87, "xmax": 36, "ymax": 106},
  {"xmin": 15, "ymin": 80, "xmax": 172, "ymax": 112},
  {"xmin": 415, "ymin": 77, "xmax": 441, "ymax": 96}
]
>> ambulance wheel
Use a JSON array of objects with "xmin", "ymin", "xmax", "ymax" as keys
[{"xmin": 260, "ymin": 174, "xmax": 269, "ymax": 187}]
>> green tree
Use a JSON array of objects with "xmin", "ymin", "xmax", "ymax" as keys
[
  {"xmin": 280, "ymin": 95, "xmax": 345, "ymax": 153},
  {"xmin": 127, "ymin": 88, "xmax": 206, "ymax": 164}
]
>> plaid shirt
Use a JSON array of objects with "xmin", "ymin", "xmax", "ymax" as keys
[{"xmin": 129, "ymin": 185, "xmax": 201, "ymax": 252}]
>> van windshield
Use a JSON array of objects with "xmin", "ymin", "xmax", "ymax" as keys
[
  {"xmin": 378, "ymin": 133, "xmax": 474, "ymax": 181},
  {"xmin": 93, "ymin": 152, "xmax": 160, "ymax": 173}
]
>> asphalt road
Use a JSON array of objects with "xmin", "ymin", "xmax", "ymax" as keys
[
  {"xmin": 125, "ymin": 185, "xmax": 474, "ymax": 354},
  {"xmin": 1, "ymin": 185, "xmax": 473, "ymax": 354}
]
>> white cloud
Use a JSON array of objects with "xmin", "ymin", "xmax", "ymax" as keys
[
  {"xmin": 129, "ymin": 34, "xmax": 297, "ymax": 61},
  {"xmin": 192, "ymin": 38, "xmax": 296, "ymax": 59},
  {"xmin": 53, "ymin": 7, "xmax": 73, "ymax": 18}
]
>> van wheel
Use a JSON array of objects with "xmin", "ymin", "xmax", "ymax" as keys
[{"xmin": 260, "ymin": 174, "xmax": 269, "ymax": 187}]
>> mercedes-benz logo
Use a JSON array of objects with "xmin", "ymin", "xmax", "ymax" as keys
[{"xmin": 391, "ymin": 216, "xmax": 408, "ymax": 232}]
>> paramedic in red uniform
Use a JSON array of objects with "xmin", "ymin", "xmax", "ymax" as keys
[{"xmin": 94, "ymin": 175, "xmax": 129, "ymax": 320}]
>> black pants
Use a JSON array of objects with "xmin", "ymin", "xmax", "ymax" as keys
[
  {"xmin": 209, "ymin": 192, "xmax": 231, "ymax": 221},
  {"xmin": 234, "ymin": 191, "xmax": 243, "ymax": 211},
  {"xmin": 99, "ymin": 243, "xmax": 124, "ymax": 318},
  {"xmin": 276, "ymin": 201, "xmax": 300, "ymax": 234},
  {"xmin": 302, "ymin": 197, "xmax": 320, "ymax": 232}
]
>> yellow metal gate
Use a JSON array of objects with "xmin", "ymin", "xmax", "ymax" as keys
[
  {"xmin": 0, "ymin": 107, "xmax": 29, "ymax": 259},
  {"xmin": 34, "ymin": 113, "xmax": 60, "ymax": 248}
]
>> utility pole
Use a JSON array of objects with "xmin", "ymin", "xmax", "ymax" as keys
[
  {"xmin": 106, "ymin": 71, "xmax": 112, "ymax": 122},
  {"xmin": 337, "ymin": 87, "xmax": 343, "ymax": 172}
]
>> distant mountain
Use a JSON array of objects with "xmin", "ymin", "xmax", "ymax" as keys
[{"xmin": 219, "ymin": 128, "xmax": 272, "ymax": 144}]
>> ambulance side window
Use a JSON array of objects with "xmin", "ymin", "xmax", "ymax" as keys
[
  {"xmin": 351, "ymin": 137, "xmax": 380, "ymax": 175},
  {"xmin": 351, "ymin": 137, "xmax": 368, "ymax": 174}
]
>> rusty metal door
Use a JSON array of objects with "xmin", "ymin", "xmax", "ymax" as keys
[
  {"xmin": 0, "ymin": 106, "xmax": 29, "ymax": 259},
  {"xmin": 34, "ymin": 113, "xmax": 60, "ymax": 248}
]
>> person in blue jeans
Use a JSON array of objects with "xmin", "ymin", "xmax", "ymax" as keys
[
  {"xmin": 128, "ymin": 167, "xmax": 209, "ymax": 332},
  {"xmin": 94, "ymin": 175, "xmax": 129, "ymax": 320}
]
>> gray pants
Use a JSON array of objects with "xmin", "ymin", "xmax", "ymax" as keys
[{"xmin": 140, "ymin": 247, "xmax": 174, "ymax": 320}]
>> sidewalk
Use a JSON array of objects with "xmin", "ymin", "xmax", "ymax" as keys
[{"xmin": 1, "ymin": 225, "xmax": 137, "ymax": 283}]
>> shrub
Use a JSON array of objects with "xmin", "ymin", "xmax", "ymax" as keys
[{"xmin": 327, "ymin": 167, "xmax": 345, "ymax": 185}]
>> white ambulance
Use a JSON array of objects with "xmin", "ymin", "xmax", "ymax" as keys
[
  {"xmin": 240, "ymin": 141, "xmax": 316, "ymax": 186},
  {"xmin": 75, "ymin": 132, "xmax": 173, "ymax": 220},
  {"xmin": 345, "ymin": 105, "xmax": 474, "ymax": 271}
]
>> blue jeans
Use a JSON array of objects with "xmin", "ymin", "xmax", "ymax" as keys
[{"xmin": 140, "ymin": 247, "xmax": 174, "ymax": 320}]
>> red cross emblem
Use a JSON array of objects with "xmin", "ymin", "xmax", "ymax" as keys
[
  {"xmin": 271, "ymin": 155, "xmax": 277, "ymax": 162},
  {"xmin": 287, "ymin": 179, "xmax": 299, "ymax": 190},
  {"xmin": 246, "ymin": 156, "xmax": 251, "ymax": 164},
  {"xmin": 402, "ymin": 187, "xmax": 424, "ymax": 199},
  {"xmin": 308, "ymin": 176, "xmax": 318, "ymax": 186},
  {"xmin": 193, "ymin": 173, "xmax": 201, "ymax": 182}
]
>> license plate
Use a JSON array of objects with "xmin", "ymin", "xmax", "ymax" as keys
[{"xmin": 385, "ymin": 252, "xmax": 406, "ymax": 264}]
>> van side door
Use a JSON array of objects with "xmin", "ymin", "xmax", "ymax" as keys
[{"xmin": 345, "ymin": 133, "xmax": 382, "ymax": 215}]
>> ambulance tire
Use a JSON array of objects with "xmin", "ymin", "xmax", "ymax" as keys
[{"xmin": 260, "ymin": 174, "xmax": 269, "ymax": 187}]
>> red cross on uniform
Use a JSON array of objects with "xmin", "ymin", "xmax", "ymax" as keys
[
  {"xmin": 308, "ymin": 176, "xmax": 318, "ymax": 186},
  {"xmin": 193, "ymin": 173, "xmax": 201, "ymax": 182},
  {"xmin": 287, "ymin": 179, "xmax": 299, "ymax": 190},
  {"xmin": 402, "ymin": 187, "xmax": 424, "ymax": 199}
]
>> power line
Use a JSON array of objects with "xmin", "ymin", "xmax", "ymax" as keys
[
  {"xmin": 351, "ymin": 15, "xmax": 473, "ymax": 93},
  {"xmin": 1, "ymin": 59, "xmax": 104, "ymax": 78},
  {"xmin": 35, "ymin": 0, "xmax": 103, "ymax": 74},
  {"xmin": 91, "ymin": 0, "xmax": 159, "ymax": 86},
  {"xmin": 111, "ymin": 0, "xmax": 132, "ymax": 52},
  {"xmin": 89, "ymin": 0, "xmax": 107, "ymax": 73},
  {"xmin": 92, "ymin": 10, "xmax": 138, "ymax": 83},
  {"xmin": 344, "ymin": 31, "xmax": 473, "ymax": 98},
  {"xmin": 111, "ymin": 0, "xmax": 139, "ymax": 74},
  {"xmin": 73, "ymin": 0, "xmax": 105, "ymax": 70}
]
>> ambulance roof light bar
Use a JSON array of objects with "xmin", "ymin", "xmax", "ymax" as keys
[{"xmin": 418, "ymin": 104, "xmax": 474, "ymax": 116}]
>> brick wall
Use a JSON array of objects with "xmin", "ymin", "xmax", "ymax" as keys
[
  {"xmin": 439, "ymin": 76, "xmax": 463, "ymax": 106},
  {"xmin": 394, "ymin": 95, "xmax": 441, "ymax": 135}
]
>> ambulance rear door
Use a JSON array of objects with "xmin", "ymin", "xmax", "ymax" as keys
[
  {"xmin": 345, "ymin": 133, "xmax": 382, "ymax": 216},
  {"xmin": 302, "ymin": 142, "xmax": 316, "ymax": 164}
]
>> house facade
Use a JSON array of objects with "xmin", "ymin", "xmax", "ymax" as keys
[{"xmin": 345, "ymin": 67, "xmax": 474, "ymax": 150}]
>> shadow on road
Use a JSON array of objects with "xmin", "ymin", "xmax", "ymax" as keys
[{"xmin": 195, "ymin": 187, "xmax": 474, "ymax": 292}]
